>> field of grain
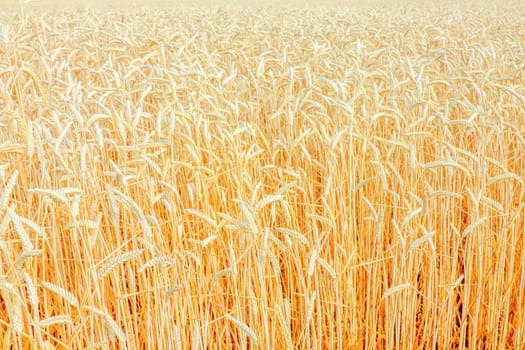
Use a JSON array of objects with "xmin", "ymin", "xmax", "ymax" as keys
[{"xmin": 0, "ymin": 2, "xmax": 524, "ymax": 349}]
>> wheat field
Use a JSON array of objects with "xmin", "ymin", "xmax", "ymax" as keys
[{"xmin": 0, "ymin": 1, "xmax": 524, "ymax": 349}]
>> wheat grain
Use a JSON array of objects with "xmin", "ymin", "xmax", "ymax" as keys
[
  {"xmin": 255, "ymin": 194, "xmax": 284, "ymax": 211},
  {"xmin": 111, "ymin": 188, "xmax": 152, "ymax": 239},
  {"xmin": 262, "ymin": 247, "xmax": 281, "ymax": 282},
  {"xmin": 211, "ymin": 267, "xmax": 232, "ymax": 287},
  {"xmin": 382, "ymin": 283, "xmax": 413, "ymax": 299},
  {"xmin": 431, "ymin": 190, "xmax": 463, "ymax": 200},
  {"xmin": 488, "ymin": 173, "xmax": 525, "ymax": 186},
  {"xmin": 65, "ymin": 220, "xmax": 99, "ymax": 231},
  {"xmin": 138, "ymin": 256, "xmax": 175, "ymax": 273},
  {"xmin": 105, "ymin": 185, "xmax": 121, "ymax": 235},
  {"xmin": 305, "ymin": 291, "xmax": 316, "ymax": 327},
  {"xmin": 238, "ymin": 200, "xmax": 258, "ymax": 235},
  {"xmin": 8, "ymin": 206, "xmax": 34, "ymax": 251},
  {"xmin": 275, "ymin": 304, "xmax": 293, "ymax": 350},
  {"xmin": 26, "ymin": 188, "xmax": 68, "ymax": 205},
  {"xmin": 185, "ymin": 208, "xmax": 218, "ymax": 229},
  {"xmin": 105, "ymin": 312, "xmax": 126, "ymax": 344},
  {"xmin": 226, "ymin": 314, "xmax": 258, "ymax": 345},
  {"xmin": 40, "ymin": 315, "xmax": 73, "ymax": 327},
  {"xmin": 409, "ymin": 231, "xmax": 436, "ymax": 251},
  {"xmin": 228, "ymin": 245, "xmax": 238, "ymax": 277},
  {"xmin": 317, "ymin": 257, "xmax": 336, "ymax": 279},
  {"xmin": 23, "ymin": 272, "xmax": 39, "ymax": 308},
  {"xmin": 41, "ymin": 281, "xmax": 79, "ymax": 308},
  {"xmin": 97, "ymin": 249, "xmax": 144, "ymax": 280},
  {"xmin": 7, "ymin": 296, "xmax": 23, "ymax": 334},
  {"xmin": 307, "ymin": 248, "xmax": 318, "ymax": 277},
  {"xmin": 423, "ymin": 160, "xmax": 471, "ymax": 176},
  {"xmin": 15, "ymin": 249, "xmax": 43, "ymax": 273},
  {"xmin": 267, "ymin": 231, "xmax": 287, "ymax": 251},
  {"xmin": 174, "ymin": 325, "xmax": 182, "ymax": 350},
  {"xmin": 188, "ymin": 234, "xmax": 218, "ymax": 248},
  {"xmin": 0, "ymin": 212, "xmax": 11, "ymax": 251},
  {"xmin": 166, "ymin": 285, "xmax": 182, "ymax": 297},
  {"xmin": 137, "ymin": 237, "xmax": 160, "ymax": 256},
  {"xmin": 86, "ymin": 305, "xmax": 126, "ymax": 343},
  {"xmin": 70, "ymin": 194, "xmax": 81, "ymax": 218},
  {"xmin": 192, "ymin": 320, "xmax": 200, "ymax": 350},
  {"xmin": 462, "ymin": 217, "xmax": 489, "ymax": 238},
  {"xmin": 0, "ymin": 278, "xmax": 17, "ymax": 295},
  {"xmin": 0, "ymin": 22, "xmax": 8, "ymax": 46},
  {"xmin": 80, "ymin": 144, "xmax": 88, "ymax": 176},
  {"xmin": 361, "ymin": 195, "xmax": 379, "ymax": 222},
  {"xmin": 402, "ymin": 207, "xmax": 423, "ymax": 226},
  {"xmin": 480, "ymin": 195, "xmax": 504, "ymax": 213},
  {"xmin": 275, "ymin": 227, "xmax": 309, "ymax": 246},
  {"xmin": 307, "ymin": 213, "xmax": 335, "ymax": 228},
  {"xmin": 0, "ymin": 170, "xmax": 18, "ymax": 211},
  {"xmin": 18, "ymin": 216, "xmax": 47, "ymax": 238}
]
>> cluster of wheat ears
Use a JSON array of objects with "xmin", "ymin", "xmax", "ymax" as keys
[{"xmin": 0, "ymin": 2, "xmax": 524, "ymax": 349}]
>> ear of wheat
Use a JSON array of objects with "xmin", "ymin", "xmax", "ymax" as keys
[
  {"xmin": 225, "ymin": 314, "xmax": 258, "ymax": 345},
  {"xmin": 41, "ymin": 281, "xmax": 79, "ymax": 308},
  {"xmin": 0, "ymin": 22, "xmax": 8, "ymax": 46},
  {"xmin": 97, "ymin": 250, "xmax": 144, "ymax": 280}
]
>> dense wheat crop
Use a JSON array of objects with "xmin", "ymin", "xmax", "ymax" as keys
[{"xmin": 0, "ymin": 2, "xmax": 524, "ymax": 349}]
